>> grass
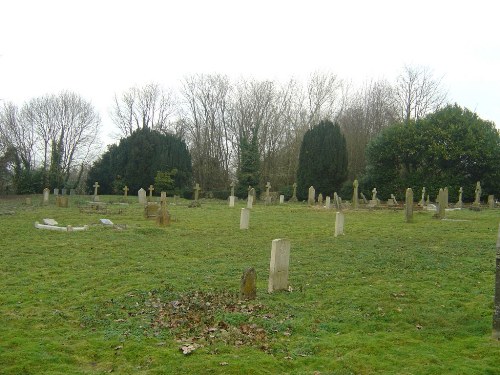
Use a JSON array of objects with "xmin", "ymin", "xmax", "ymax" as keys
[{"xmin": 1, "ymin": 195, "xmax": 499, "ymax": 374}]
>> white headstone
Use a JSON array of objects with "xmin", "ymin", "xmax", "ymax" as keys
[
  {"xmin": 334, "ymin": 211, "xmax": 344, "ymax": 237},
  {"xmin": 138, "ymin": 188, "xmax": 147, "ymax": 204},
  {"xmin": 43, "ymin": 218, "xmax": 58, "ymax": 226},
  {"xmin": 229, "ymin": 195, "xmax": 235, "ymax": 207},
  {"xmin": 247, "ymin": 194, "xmax": 253, "ymax": 209},
  {"xmin": 308, "ymin": 186, "xmax": 315, "ymax": 205},
  {"xmin": 325, "ymin": 196, "xmax": 331, "ymax": 209},
  {"xmin": 43, "ymin": 188, "xmax": 50, "ymax": 204},
  {"xmin": 240, "ymin": 208, "xmax": 250, "ymax": 229},
  {"xmin": 279, "ymin": 195, "xmax": 284, "ymax": 204},
  {"xmin": 100, "ymin": 218, "xmax": 114, "ymax": 226},
  {"xmin": 268, "ymin": 239, "xmax": 291, "ymax": 293},
  {"xmin": 54, "ymin": 188, "xmax": 59, "ymax": 196}
]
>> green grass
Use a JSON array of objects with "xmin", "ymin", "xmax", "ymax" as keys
[{"xmin": 1, "ymin": 195, "xmax": 500, "ymax": 374}]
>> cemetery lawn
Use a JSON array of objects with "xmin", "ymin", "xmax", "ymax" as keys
[{"xmin": 1, "ymin": 196, "xmax": 500, "ymax": 375}]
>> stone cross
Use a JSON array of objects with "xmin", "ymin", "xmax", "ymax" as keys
[
  {"xmin": 93, "ymin": 182, "xmax": 100, "ymax": 196},
  {"xmin": 420, "ymin": 187, "xmax": 426, "ymax": 206},
  {"xmin": 148, "ymin": 185, "xmax": 155, "ymax": 198},
  {"xmin": 123, "ymin": 185, "xmax": 129, "ymax": 197},
  {"xmin": 194, "ymin": 183, "xmax": 201, "ymax": 201},
  {"xmin": 405, "ymin": 188, "xmax": 413, "ymax": 223},
  {"xmin": 492, "ymin": 224, "xmax": 500, "ymax": 339},
  {"xmin": 474, "ymin": 181, "xmax": 481, "ymax": 206},
  {"xmin": 371, "ymin": 188, "xmax": 377, "ymax": 201},
  {"xmin": 289, "ymin": 182, "xmax": 298, "ymax": 202},
  {"xmin": 352, "ymin": 179, "xmax": 359, "ymax": 209},
  {"xmin": 265, "ymin": 182, "xmax": 271, "ymax": 196},
  {"xmin": 268, "ymin": 239, "xmax": 291, "ymax": 293},
  {"xmin": 230, "ymin": 181, "xmax": 235, "ymax": 197}
]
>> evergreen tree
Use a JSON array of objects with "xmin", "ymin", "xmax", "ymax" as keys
[
  {"xmin": 236, "ymin": 132, "xmax": 260, "ymax": 198},
  {"xmin": 296, "ymin": 120, "xmax": 348, "ymax": 200}
]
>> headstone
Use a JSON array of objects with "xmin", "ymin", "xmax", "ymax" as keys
[
  {"xmin": 493, "ymin": 224, "xmax": 500, "ymax": 339},
  {"xmin": 160, "ymin": 191, "xmax": 167, "ymax": 202},
  {"xmin": 54, "ymin": 188, "xmax": 59, "ymax": 196},
  {"xmin": 437, "ymin": 188, "xmax": 446, "ymax": 219},
  {"xmin": 369, "ymin": 188, "xmax": 378, "ymax": 207},
  {"xmin": 70, "ymin": 189, "xmax": 76, "ymax": 196},
  {"xmin": 360, "ymin": 192, "xmax": 368, "ymax": 204},
  {"xmin": 387, "ymin": 198, "xmax": 395, "ymax": 207},
  {"xmin": 289, "ymin": 182, "xmax": 298, "ymax": 202},
  {"xmin": 317, "ymin": 193, "xmax": 323, "ymax": 206},
  {"xmin": 148, "ymin": 185, "xmax": 155, "ymax": 200},
  {"xmin": 138, "ymin": 188, "xmax": 147, "ymax": 204},
  {"xmin": 456, "ymin": 187, "xmax": 463, "ymax": 208},
  {"xmin": 123, "ymin": 185, "xmax": 129, "ymax": 197},
  {"xmin": 61, "ymin": 188, "xmax": 67, "ymax": 196},
  {"xmin": 279, "ymin": 195, "xmax": 285, "ymax": 204},
  {"xmin": 334, "ymin": 211, "xmax": 344, "ymax": 237},
  {"xmin": 43, "ymin": 218, "xmax": 58, "ymax": 226},
  {"xmin": 333, "ymin": 192, "xmax": 340, "ymax": 210},
  {"xmin": 156, "ymin": 198, "xmax": 170, "ymax": 226},
  {"xmin": 194, "ymin": 183, "xmax": 201, "ymax": 201},
  {"xmin": 229, "ymin": 195, "xmax": 235, "ymax": 207},
  {"xmin": 352, "ymin": 179, "xmax": 359, "ymax": 209},
  {"xmin": 426, "ymin": 194, "xmax": 430, "ymax": 206},
  {"xmin": 405, "ymin": 188, "xmax": 413, "ymax": 223},
  {"xmin": 100, "ymin": 218, "xmax": 114, "ymax": 226},
  {"xmin": 240, "ymin": 267, "xmax": 257, "ymax": 300},
  {"xmin": 247, "ymin": 192, "xmax": 253, "ymax": 209},
  {"xmin": 474, "ymin": 181, "xmax": 481, "ymax": 206},
  {"xmin": 487, "ymin": 195, "xmax": 494, "ymax": 209},
  {"xmin": 25, "ymin": 197, "xmax": 32, "ymax": 205},
  {"xmin": 249, "ymin": 187, "xmax": 256, "ymax": 202},
  {"xmin": 240, "ymin": 208, "xmax": 250, "ymax": 229},
  {"xmin": 92, "ymin": 182, "xmax": 100, "ymax": 202},
  {"xmin": 308, "ymin": 186, "xmax": 315, "ymax": 205},
  {"xmin": 144, "ymin": 202, "xmax": 160, "ymax": 218},
  {"xmin": 43, "ymin": 188, "xmax": 50, "ymax": 204},
  {"xmin": 419, "ymin": 187, "xmax": 426, "ymax": 206},
  {"xmin": 325, "ymin": 196, "xmax": 331, "ymax": 209},
  {"xmin": 265, "ymin": 182, "xmax": 271, "ymax": 204},
  {"xmin": 444, "ymin": 187, "xmax": 449, "ymax": 208},
  {"xmin": 57, "ymin": 196, "xmax": 68, "ymax": 208},
  {"xmin": 268, "ymin": 239, "xmax": 291, "ymax": 293}
]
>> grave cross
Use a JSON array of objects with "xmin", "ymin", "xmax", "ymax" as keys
[
  {"xmin": 194, "ymin": 183, "xmax": 201, "ymax": 201},
  {"xmin": 371, "ymin": 188, "xmax": 377, "ymax": 201},
  {"xmin": 93, "ymin": 182, "xmax": 100, "ymax": 196},
  {"xmin": 148, "ymin": 185, "xmax": 155, "ymax": 197},
  {"xmin": 265, "ymin": 181, "xmax": 271, "ymax": 195},
  {"xmin": 123, "ymin": 185, "xmax": 129, "ymax": 197}
]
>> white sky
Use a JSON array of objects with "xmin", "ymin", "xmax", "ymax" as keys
[{"xmin": 1, "ymin": 0, "xmax": 499, "ymax": 147}]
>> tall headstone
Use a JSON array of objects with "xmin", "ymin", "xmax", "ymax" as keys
[
  {"xmin": 493, "ymin": 224, "xmax": 500, "ymax": 339},
  {"xmin": 325, "ymin": 196, "xmax": 331, "ymax": 209},
  {"xmin": 54, "ymin": 188, "xmax": 59, "ymax": 196},
  {"xmin": 334, "ymin": 211, "xmax": 344, "ymax": 237},
  {"xmin": 419, "ymin": 187, "xmax": 426, "ymax": 206},
  {"xmin": 43, "ymin": 188, "xmax": 50, "ymax": 205},
  {"xmin": 333, "ymin": 192, "xmax": 340, "ymax": 210},
  {"xmin": 123, "ymin": 185, "xmax": 129, "ymax": 198},
  {"xmin": 456, "ymin": 187, "xmax": 463, "ymax": 208},
  {"xmin": 352, "ymin": 179, "xmax": 359, "ymax": 209},
  {"xmin": 308, "ymin": 186, "xmax": 315, "ymax": 206},
  {"xmin": 474, "ymin": 181, "xmax": 482, "ymax": 206},
  {"xmin": 61, "ymin": 188, "xmax": 67, "ymax": 196},
  {"xmin": 247, "ymin": 191, "xmax": 253, "ymax": 209},
  {"xmin": 268, "ymin": 239, "xmax": 291, "ymax": 293},
  {"xmin": 317, "ymin": 193, "xmax": 323, "ymax": 206},
  {"xmin": 157, "ymin": 195, "xmax": 170, "ymax": 227},
  {"xmin": 265, "ymin": 182, "xmax": 272, "ymax": 204},
  {"xmin": 369, "ymin": 188, "xmax": 378, "ymax": 207},
  {"xmin": 138, "ymin": 188, "xmax": 147, "ymax": 204},
  {"xmin": 489, "ymin": 195, "xmax": 495, "ymax": 209},
  {"xmin": 240, "ymin": 268, "xmax": 257, "ymax": 300},
  {"xmin": 437, "ymin": 188, "xmax": 446, "ymax": 219},
  {"xmin": 405, "ymin": 188, "xmax": 414, "ymax": 223},
  {"xmin": 289, "ymin": 182, "xmax": 298, "ymax": 202},
  {"xmin": 240, "ymin": 208, "xmax": 250, "ymax": 229},
  {"xmin": 194, "ymin": 183, "xmax": 201, "ymax": 201},
  {"xmin": 92, "ymin": 182, "xmax": 100, "ymax": 202}
]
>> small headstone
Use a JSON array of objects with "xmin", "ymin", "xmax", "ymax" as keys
[
  {"xmin": 160, "ymin": 191, "xmax": 167, "ymax": 202},
  {"xmin": 138, "ymin": 188, "xmax": 147, "ymax": 204},
  {"xmin": 334, "ymin": 211, "xmax": 344, "ymax": 237},
  {"xmin": 405, "ymin": 188, "xmax": 413, "ymax": 223},
  {"xmin": 240, "ymin": 267, "xmax": 257, "ymax": 300},
  {"xmin": 43, "ymin": 188, "xmax": 50, "ymax": 204},
  {"xmin": 229, "ymin": 195, "xmax": 235, "ymax": 207},
  {"xmin": 100, "ymin": 218, "xmax": 114, "ymax": 226},
  {"xmin": 474, "ymin": 181, "xmax": 481, "ymax": 206},
  {"xmin": 289, "ymin": 182, "xmax": 298, "ymax": 202},
  {"xmin": 493, "ymin": 224, "xmax": 500, "ymax": 339},
  {"xmin": 43, "ymin": 218, "xmax": 58, "ymax": 226},
  {"xmin": 61, "ymin": 188, "xmax": 67, "ymax": 196},
  {"xmin": 308, "ymin": 186, "xmax": 315, "ymax": 206},
  {"xmin": 325, "ymin": 196, "xmax": 331, "ymax": 209},
  {"xmin": 317, "ymin": 193, "xmax": 323, "ymax": 206},
  {"xmin": 240, "ymin": 208, "xmax": 250, "ymax": 229},
  {"xmin": 57, "ymin": 196, "xmax": 69, "ymax": 208},
  {"xmin": 488, "ymin": 195, "xmax": 495, "ymax": 209},
  {"xmin": 353, "ymin": 179, "xmax": 359, "ymax": 209},
  {"xmin": 279, "ymin": 195, "xmax": 285, "ymax": 204},
  {"xmin": 144, "ymin": 202, "xmax": 160, "ymax": 218},
  {"xmin": 54, "ymin": 188, "xmax": 59, "ymax": 196},
  {"xmin": 268, "ymin": 239, "xmax": 291, "ymax": 293}
]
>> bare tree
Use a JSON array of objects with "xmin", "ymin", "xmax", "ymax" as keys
[
  {"xmin": 306, "ymin": 71, "xmax": 344, "ymax": 127},
  {"xmin": 394, "ymin": 65, "xmax": 447, "ymax": 124},
  {"xmin": 112, "ymin": 83, "xmax": 177, "ymax": 138}
]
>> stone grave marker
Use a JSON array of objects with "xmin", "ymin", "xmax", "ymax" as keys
[
  {"xmin": 456, "ymin": 187, "xmax": 463, "ymax": 208},
  {"xmin": 268, "ymin": 239, "xmax": 290, "ymax": 293},
  {"xmin": 247, "ymin": 191, "xmax": 253, "ymax": 209},
  {"xmin": 369, "ymin": 188, "xmax": 378, "ymax": 207},
  {"xmin": 194, "ymin": 183, "xmax": 201, "ymax": 201},
  {"xmin": 70, "ymin": 189, "xmax": 75, "ymax": 196},
  {"xmin": 92, "ymin": 182, "xmax": 100, "ymax": 202},
  {"xmin": 405, "ymin": 188, "xmax": 413, "ymax": 223},
  {"xmin": 138, "ymin": 188, "xmax": 147, "ymax": 204},
  {"xmin": 419, "ymin": 187, "xmax": 426, "ymax": 206},
  {"xmin": 279, "ymin": 195, "xmax": 285, "ymax": 204},
  {"xmin": 100, "ymin": 218, "xmax": 114, "ymax": 226},
  {"xmin": 144, "ymin": 202, "xmax": 160, "ymax": 219},
  {"xmin": 240, "ymin": 267, "xmax": 257, "ymax": 300},
  {"xmin": 493, "ymin": 224, "xmax": 500, "ymax": 339},
  {"xmin": 289, "ymin": 182, "xmax": 298, "ymax": 202},
  {"xmin": 360, "ymin": 192, "xmax": 368, "ymax": 204},
  {"xmin": 444, "ymin": 187, "xmax": 449, "ymax": 208},
  {"xmin": 265, "ymin": 182, "xmax": 272, "ymax": 204},
  {"xmin": 57, "ymin": 196, "xmax": 68, "ymax": 208},
  {"xmin": 474, "ymin": 181, "xmax": 481, "ymax": 206},
  {"xmin": 43, "ymin": 188, "xmax": 50, "ymax": 204},
  {"xmin": 325, "ymin": 196, "xmax": 331, "ymax": 209},
  {"xmin": 240, "ymin": 208, "xmax": 250, "ymax": 229},
  {"xmin": 353, "ymin": 179, "xmax": 359, "ymax": 209},
  {"xmin": 308, "ymin": 186, "xmax": 315, "ymax": 205},
  {"xmin": 317, "ymin": 193, "xmax": 323, "ymax": 206},
  {"xmin": 391, "ymin": 194, "xmax": 398, "ymax": 205},
  {"xmin": 488, "ymin": 195, "xmax": 495, "ymax": 209},
  {"xmin": 437, "ymin": 188, "xmax": 446, "ymax": 219},
  {"xmin": 334, "ymin": 211, "xmax": 344, "ymax": 237},
  {"xmin": 54, "ymin": 188, "xmax": 59, "ymax": 196},
  {"xmin": 61, "ymin": 188, "xmax": 67, "ymax": 196},
  {"xmin": 157, "ymin": 196, "xmax": 170, "ymax": 226},
  {"xmin": 43, "ymin": 218, "xmax": 58, "ymax": 225},
  {"xmin": 148, "ymin": 185, "xmax": 155, "ymax": 201},
  {"xmin": 123, "ymin": 185, "xmax": 129, "ymax": 198}
]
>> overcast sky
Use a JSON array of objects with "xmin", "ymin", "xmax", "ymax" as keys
[{"xmin": 1, "ymin": 0, "xmax": 499, "ymax": 146}]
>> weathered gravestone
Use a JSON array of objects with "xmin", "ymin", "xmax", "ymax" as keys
[
  {"xmin": 444, "ymin": 187, "xmax": 449, "ymax": 208},
  {"xmin": 157, "ymin": 195, "xmax": 170, "ymax": 226},
  {"xmin": 61, "ymin": 188, "xmax": 66, "ymax": 196},
  {"xmin": 360, "ymin": 192, "xmax": 368, "ymax": 205},
  {"xmin": 43, "ymin": 218, "xmax": 58, "ymax": 226},
  {"xmin": 54, "ymin": 188, "xmax": 59, "ymax": 196},
  {"xmin": 317, "ymin": 193, "xmax": 323, "ymax": 206},
  {"xmin": 138, "ymin": 188, "xmax": 147, "ymax": 204},
  {"xmin": 436, "ymin": 188, "xmax": 446, "ymax": 219},
  {"xmin": 123, "ymin": 185, "xmax": 129, "ymax": 198},
  {"xmin": 419, "ymin": 187, "xmax": 426, "ymax": 206},
  {"xmin": 193, "ymin": 183, "xmax": 201, "ymax": 201},
  {"xmin": 456, "ymin": 187, "xmax": 463, "ymax": 208},
  {"xmin": 473, "ymin": 181, "xmax": 482, "ymax": 206},
  {"xmin": 57, "ymin": 195, "xmax": 68, "ymax": 208},
  {"xmin": 308, "ymin": 186, "xmax": 315, "ymax": 206},
  {"xmin": 289, "ymin": 182, "xmax": 298, "ymax": 202},
  {"xmin": 229, "ymin": 195, "xmax": 235, "ymax": 207},
  {"xmin": 100, "ymin": 218, "xmax": 114, "ymax": 226},
  {"xmin": 240, "ymin": 267, "xmax": 257, "ymax": 300},
  {"xmin": 325, "ymin": 196, "xmax": 331, "ymax": 209},
  {"xmin": 493, "ymin": 224, "xmax": 500, "ymax": 339},
  {"xmin": 92, "ymin": 182, "xmax": 100, "ymax": 202},
  {"xmin": 334, "ymin": 211, "xmax": 344, "ymax": 237},
  {"xmin": 43, "ymin": 188, "xmax": 50, "ymax": 205},
  {"xmin": 268, "ymin": 239, "xmax": 290, "ymax": 293},
  {"xmin": 333, "ymin": 192, "xmax": 342, "ymax": 210},
  {"xmin": 369, "ymin": 188, "xmax": 378, "ymax": 207},
  {"xmin": 148, "ymin": 185, "xmax": 155, "ymax": 201},
  {"xmin": 240, "ymin": 208, "xmax": 250, "ymax": 229},
  {"xmin": 144, "ymin": 202, "xmax": 160, "ymax": 219},
  {"xmin": 405, "ymin": 188, "xmax": 413, "ymax": 223},
  {"xmin": 265, "ymin": 182, "xmax": 272, "ymax": 204},
  {"xmin": 488, "ymin": 195, "xmax": 495, "ymax": 209},
  {"xmin": 352, "ymin": 179, "xmax": 359, "ymax": 209},
  {"xmin": 247, "ymin": 191, "xmax": 253, "ymax": 209},
  {"xmin": 279, "ymin": 195, "xmax": 285, "ymax": 204}
]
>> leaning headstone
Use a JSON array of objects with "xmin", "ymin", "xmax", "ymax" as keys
[
  {"xmin": 473, "ymin": 181, "xmax": 482, "ymax": 206},
  {"xmin": 488, "ymin": 195, "xmax": 495, "ymax": 209},
  {"xmin": 308, "ymin": 186, "xmax": 315, "ymax": 206},
  {"xmin": 334, "ymin": 211, "xmax": 345, "ymax": 237},
  {"xmin": 456, "ymin": 187, "xmax": 463, "ymax": 208},
  {"xmin": 54, "ymin": 188, "xmax": 59, "ymax": 196},
  {"xmin": 289, "ymin": 182, "xmax": 298, "ymax": 202},
  {"xmin": 43, "ymin": 188, "xmax": 50, "ymax": 204},
  {"xmin": 268, "ymin": 239, "xmax": 291, "ymax": 293},
  {"xmin": 317, "ymin": 193, "xmax": 323, "ymax": 206},
  {"xmin": 391, "ymin": 194, "xmax": 398, "ymax": 205},
  {"xmin": 138, "ymin": 188, "xmax": 147, "ymax": 204},
  {"xmin": 493, "ymin": 224, "xmax": 500, "ymax": 339},
  {"xmin": 405, "ymin": 188, "xmax": 414, "ymax": 223},
  {"xmin": 240, "ymin": 267, "xmax": 257, "ymax": 300},
  {"xmin": 360, "ymin": 192, "xmax": 368, "ymax": 204},
  {"xmin": 325, "ymin": 196, "xmax": 331, "ymax": 209},
  {"xmin": 240, "ymin": 208, "xmax": 250, "ymax": 229},
  {"xmin": 279, "ymin": 195, "xmax": 285, "ymax": 204},
  {"xmin": 352, "ymin": 179, "xmax": 359, "ymax": 209}
]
